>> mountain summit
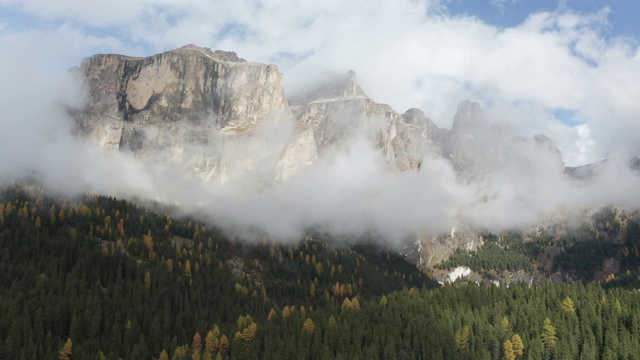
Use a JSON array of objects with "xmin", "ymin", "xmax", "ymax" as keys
[{"xmin": 71, "ymin": 45, "xmax": 580, "ymax": 182}]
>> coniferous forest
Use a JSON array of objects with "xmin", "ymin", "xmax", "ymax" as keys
[{"xmin": 1, "ymin": 185, "xmax": 640, "ymax": 359}]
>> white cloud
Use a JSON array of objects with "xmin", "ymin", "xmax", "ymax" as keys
[
  {"xmin": 3, "ymin": 1, "xmax": 638, "ymax": 164},
  {"xmin": 1, "ymin": 0, "xmax": 640, "ymax": 242}
]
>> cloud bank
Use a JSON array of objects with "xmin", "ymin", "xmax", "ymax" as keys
[{"xmin": 0, "ymin": 0, "xmax": 639, "ymax": 242}]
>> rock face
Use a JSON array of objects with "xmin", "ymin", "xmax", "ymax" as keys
[
  {"xmin": 290, "ymin": 72, "xmax": 440, "ymax": 171},
  {"xmin": 72, "ymin": 45, "xmax": 289, "ymax": 179},
  {"xmin": 404, "ymin": 229, "xmax": 483, "ymax": 270},
  {"xmin": 73, "ymin": 44, "xmax": 287, "ymax": 153},
  {"xmin": 443, "ymin": 101, "xmax": 513, "ymax": 180}
]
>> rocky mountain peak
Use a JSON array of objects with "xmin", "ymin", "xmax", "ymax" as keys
[
  {"xmin": 450, "ymin": 100, "xmax": 484, "ymax": 135},
  {"xmin": 289, "ymin": 70, "xmax": 366, "ymax": 105},
  {"xmin": 175, "ymin": 44, "xmax": 247, "ymax": 62},
  {"xmin": 402, "ymin": 108, "xmax": 429, "ymax": 128},
  {"xmin": 70, "ymin": 45, "xmax": 288, "ymax": 180},
  {"xmin": 534, "ymin": 134, "xmax": 561, "ymax": 155}
]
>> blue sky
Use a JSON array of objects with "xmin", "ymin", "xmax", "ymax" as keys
[
  {"xmin": 448, "ymin": 0, "xmax": 639, "ymax": 38},
  {"xmin": 0, "ymin": 0, "xmax": 638, "ymax": 166}
]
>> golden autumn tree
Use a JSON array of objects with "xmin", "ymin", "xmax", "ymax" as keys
[
  {"xmin": 158, "ymin": 349, "xmax": 169, "ymax": 360},
  {"xmin": 117, "ymin": 218, "xmax": 126, "ymax": 239},
  {"xmin": 218, "ymin": 334, "xmax": 229, "ymax": 354},
  {"xmin": 561, "ymin": 296, "xmax": 575, "ymax": 314},
  {"xmin": 205, "ymin": 330, "xmax": 216, "ymax": 354},
  {"xmin": 192, "ymin": 332, "xmax": 202, "ymax": 360},
  {"xmin": 143, "ymin": 230, "xmax": 154, "ymax": 259},
  {"xmin": 144, "ymin": 271, "xmax": 151, "ymax": 290},
  {"xmin": 504, "ymin": 339, "xmax": 515, "ymax": 360},
  {"xmin": 268, "ymin": 308, "xmax": 277, "ymax": 321},
  {"xmin": 302, "ymin": 318, "xmax": 315, "ymax": 334},
  {"xmin": 341, "ymin": 298, "xmax": 352, "ymax": 313},
  {"xmin": 241, "ymin": 322, "xmax": 258, "ymax": 343},
  {"xmin": 511, "ymin": 334, "xmax": 525, "ymax": 358},
  {"xmin": 59, "ymin": 338, "xmax": 73, "ymax": 360},
  {"xmin": 501, "ymin": 316, "xmax": 510, "ymax": 331},
  {"xmin": 351, "ymin": 297, "xmax": 361, "ymax": 311},
  {"xmin": 184, "ymin": 259, "xmax": 192, "ymax": 277},
  {"xmin": 541, "ymin": 318, "xmax": 557, "ymax": 349},
  {"xmin": 282, "ymin": 305, "xmax": 291, "ymax": 319}
]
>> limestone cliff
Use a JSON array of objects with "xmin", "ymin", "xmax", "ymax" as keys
[
  {"xmin": 73, "ymin": 44, "xmax": 287, "ymax": 152},
  {"xmin": 71, "ymin": 45, "xmax": 290, "ymax": 180},
  {"xmin": 443, "ymin": 100, "xmax": 512, "ymax": 180},
  {"xmin": 291, "ymin": 72, "xmax": 441, "ymax": 172}
]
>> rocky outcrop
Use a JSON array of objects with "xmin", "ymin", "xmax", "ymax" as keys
[
  {"xmin": 291, "ymin": 72, "xmax": 441, "ymax": 171},
  {"xmin": 73, "ymin": 44, "xmax": 288, "ymax": 155},
  {"xmin": 565, "ymin": 156, "xmax": 640, "ymax": 180},
  {"xmin": 443, "ymin": 101, "xmax": 513, "ymax": 180},
  {"xmin": 404, "ymin": 228, "xmax": 483, "ymax": 270}
]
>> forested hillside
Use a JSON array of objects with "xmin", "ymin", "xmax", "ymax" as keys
[{"xmin": 1, "ymin": 185, "xmax": 640, "ymax": 359}]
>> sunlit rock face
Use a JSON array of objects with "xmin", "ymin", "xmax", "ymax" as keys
[{"xmin": 71, "ymin": 44, "xmax": 289, "ymax": 179}]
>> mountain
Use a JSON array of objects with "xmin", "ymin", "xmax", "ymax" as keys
[
  {"xmin": 69, "ymin": 45, "xmax": 639, "ymax": 275},
  {"xmin": 71, "ymin": 44, "xmax": 573, "ymax": 182},
  {"xmin": 71, "ymin": 44, "xmax": 288, "ymax": 180},
  {"xmin": 565, "ymin": 156, "xmax": 640, "ymax": 180}
]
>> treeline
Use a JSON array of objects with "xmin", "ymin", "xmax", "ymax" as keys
[
  {"xmin": 0, "ymin": 186, "xmax": 433, "ymax": 359},
  {"xmin": 2, "ymin": 186, "xmax": 640, "ymax": 359}
]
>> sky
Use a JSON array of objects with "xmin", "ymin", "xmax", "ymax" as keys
[
  {"xmin": 0, "ymin": 0, "xmax": 639, "ymax": 241},
  {"xmin": 0, "ymin": 0, "xmax": 639, "ymax": 165}
]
